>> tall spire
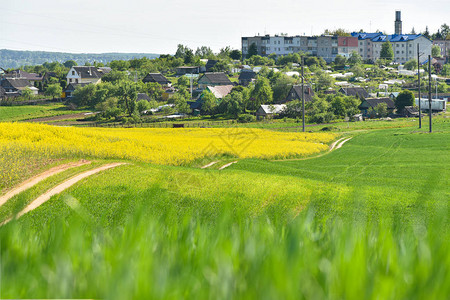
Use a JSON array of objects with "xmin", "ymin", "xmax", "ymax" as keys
[{"xmin": 395, "ymin": 11, "xmax": 402, "ymax": 35}]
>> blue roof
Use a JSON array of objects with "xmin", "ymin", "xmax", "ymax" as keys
[
  {"xmin": 351, "ymin": 32, "xmax": 383, "ymax": 40},
  {"xmin": 388, "ymin": 34, "xmax": 422, "ymax": 42},
  {"xmin": 352, "ymin": 32, "xmax": 424, "ymax": 43}
]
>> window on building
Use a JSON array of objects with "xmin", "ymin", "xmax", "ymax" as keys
[
  {"xmin": 396, "ymin": 44, "xmax": 399, "ymax": 47},
  {"xmin": 396, "ymin": 51, "xmax": 399, "ymax": 54},
  {"xmin": 72, "ymin": 71, "xmax": 75, "ymax": 75},
  {"xmin": 360, "ymin": 42, "xmax": 363, "ymax": 45},
  {"xmin": 402, "ymin": 44, "xmax": 404, "ymax": 47}
]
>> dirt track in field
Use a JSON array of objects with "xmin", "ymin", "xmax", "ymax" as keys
[
  {"xmin": 0, "ymin": 160, "xmax": 91, "ymax": 207},
  {"xmin": 1, "ymin": 162, "xmax": 126, "ymax": 226}
]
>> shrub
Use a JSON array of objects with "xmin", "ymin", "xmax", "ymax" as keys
[{"xmin": 238, "ymin": 114, "xmax": 256, "ymax": 123}]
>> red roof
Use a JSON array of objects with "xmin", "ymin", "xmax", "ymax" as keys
[{"xmin": 338, "ymin": 37, "xmax": 358, "ymax": 47}]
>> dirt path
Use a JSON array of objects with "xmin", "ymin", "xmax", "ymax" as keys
[
  {"xmin": 0, "ymin": 160, "xmax": 91, "ymax": 207},
  {"xmin": 219, "ymin": 161, "xmax": 238, "ymax": 170},
  {"xmin": 201, "ymin": 161, "xmax": 218, "ymax": 169},
  {"xmin": 272, "ymin": 136, "xmax": 353, "ymax": 162},
  {"xmin": 335, "ymin": 137, "xmax": 353, "ymax": 150},
  {"xmin": 1, "ymin": 162, "xmax": 126, "ymax": 225}
]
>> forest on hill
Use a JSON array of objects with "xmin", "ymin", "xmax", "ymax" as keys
[{"xmin": 0, "ymin": 49, "xmax": 159, "ymax": 69}]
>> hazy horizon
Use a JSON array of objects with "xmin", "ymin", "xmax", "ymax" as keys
[{"xmin": 1, "ymin": 0, "xmax": 448, "ymax": 55}]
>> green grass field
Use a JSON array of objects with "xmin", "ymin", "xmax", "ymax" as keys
[
  {"xmin": 0, "ymin": 119, "xmax": 449, "ymax": 299},
  {"xmin": 0, "ymin": 104, "xmax": 87, "ymax": 122}
]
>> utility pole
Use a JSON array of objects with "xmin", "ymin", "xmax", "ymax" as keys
[
  {"xmin": 428, "ymin": 55, "xmax": 432, "ymax": 133},
  {"xmin": 301, "ymin": 56, "xmax": 305, "ymax": 132},
  {"xmin": 417, "ymin": 44, "xmax": 421, "ymax": 128},
  {"xmin": 190, "ymin": 72, "xmax": 193, "ymax": 99}
]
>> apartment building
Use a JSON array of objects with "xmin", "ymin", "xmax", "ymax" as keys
[
  {"xmin": 352, "ymin": 32, "xmax": 432, "ymax": 63},
  {"xmin": 433, "ymin": 40, "xmax": 450, "ymax": 59},
  {"xmin": 242, "ymin": 35, "xmax": 338, "ymax": 63}
]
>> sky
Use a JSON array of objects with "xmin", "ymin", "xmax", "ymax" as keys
[{"xmin": 0, "ymin": 0, "xmax": 448, "ymax": 54}]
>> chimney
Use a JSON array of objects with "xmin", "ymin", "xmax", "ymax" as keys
[{"xmin": 395, "ymin": 11, "xmax": 402, "ymax": 35}]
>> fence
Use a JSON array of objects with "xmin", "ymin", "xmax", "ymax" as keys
[{"xmin": 78, "ymin": 119, "xmax": 239, "ymax": 129}]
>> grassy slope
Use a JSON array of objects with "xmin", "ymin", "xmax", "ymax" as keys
[
  {"xmin": 0, "ymin": 104, "xmax": 86, "ymax": 122},
  {"xmin": 0, "ymin": 121, "xmax": 449, "ymax": 299}
]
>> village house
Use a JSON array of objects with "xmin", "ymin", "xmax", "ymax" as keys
[
  {"xmin": 205, "ymin": 85, "xmax": 234, "ymax": 99},
  {"xmin": 162, "ymin": 87, "xmax": 176, "ymax": 101},
  {"xmin": 197, "ymin": 72, "xmax": 232, "ymax": 89},
  {"xmin": 358, "ymin": 97, "xmax": 395, "ymax": 116},
  {"xmin": 0, "ymin": 78, "xmax": 38, "ymax": 95},
  {"xmin": 256, "ymin": 104, "xmax": 286, "ymax": 118},
  {"xmin": 142, "ymin": 73, "xmax": 171, "ymax": 86},
  {"xmin": 176, "ymin": 66, "xmax": 200, "ymax": 76},
  {"xmin": 3, "ymin": 69, "xmax": 43, "ymax": 86},
  {"xmin": 339, "ymin": 87, "xmax": 369, "ymax": 99},
  {"xmin": 238, "ymin": 70, "xmax": 257, "ymax": 86},
  {"xmin": 205, "ymin": 60, "xmax": 218, "ymax": 72},
  {"xmin": 279, "ymin": 85, "xmax": 315, "ymax": 104},
  {"xmin": 137, "ymin": 93, "xmax": 152, "ymax": 101},
  {"xmin": 66, "ymin": 66, "xmax": 111, "ymax": 85},
  {"xmin": 0, "ymin": 86, "xmax": 6, "ymax": 99},
  {"xmin": 64, "ymin": 82, "xmax": 91, "ymax": 98}
]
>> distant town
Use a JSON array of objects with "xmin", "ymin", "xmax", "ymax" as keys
[{"xmin": 0, "ymin": 10, "xmax": 448, "ymax": 125}]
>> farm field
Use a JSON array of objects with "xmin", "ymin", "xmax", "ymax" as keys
[
  {"xmin": 0, "ymin": 103, "xmax": 89, "ymax": 122},
  {"xmin": 0, "ymin": 118, "xmax": 449, "ymax": 299}
]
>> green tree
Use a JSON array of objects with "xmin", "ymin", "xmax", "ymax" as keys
[
  {"xmin": 109, "ymin": 60, "xmax": 130, "ymax": 71},
  {"xmin": 348, "ymin": 51, "xmax": 362, "ymax": 66},
  {"xmin": 173, "ymin": 94, "xmax": 191, "ymax": 114},
  {"xmin": 118, "ymin": 81, "xmax": 138, "ymax": 116},
  {"xmin": 201, "ymin": 90, "xmax": 217, "ymax": 115},
  {"xmin": 102, "ymin": 70, "xmax": 128, "ymax": 83},
  {"xmin": 380, "ymin": 41, "xmax": 394, "ymax": 62},
  {"xmin": 395, "ymin": 90, "xmax": 415, "ymax": 113},
  {"xmin": 247, "ymin": 43, "xmax": 258, "ymax": 59},
  {"xmin": 272, "ymin": 74, "xmax": 295, "ymax": 103},
  {"xmin": 442, "ymin": 64, "xmax": 450, "ymax": 76},
  {"xmin": 73, "ymin": 84, "xmax": 97, "ymax": 106},
  {"xmin": 306, "ymin": 97, "xmax": 334, "ymax": 123},
  {"xmin": 219, "ymin": 92, "xmax": 243, "ymax": 117},
  {"xmin": 330, "ymin": 96, "xmax": 346, "ymax": 118},
  {"xmin": 136, "ymin": 99, "xmax": 150, "ymax": 114},
  {"xmin": 250, "ymin": 77, "xmax": 273, "ymax": 110},
  {"xmin": 63, "ymin": 60, "xmax": 77, "ymax": 68},
  {"xmin": 95, "ymin": 97, "xmax": 122, "ymax": 120},
  {"xmin": 316, "ymin": 72, "xmax": 334, "ymax": 90},
  {"xmin": 334, "ymin": 55, "xmax": 347, "ymax": 67},
  {"xmin": 211, "ymin": 60, "xmax": 231, "ymax": 73},
  {"xmin": 350, "ymin": 64, "xmax": 365, "ymax": 78},
  {"xmin": 432, "ymin": 45, "xmax": 441, "ymax": 57},
  {"xmin": 21, "ymin": 87, "xmax": 33, "ymax": 100},
  {"xmin": 45, "ymin": 83, "xmax": 62, "ymax": 100},
  {"xmin": 230, "ymin": 49, "xmax": 242, "ymax": 60},
  {"xmin": 404, "ymin": 59, "xmax": 417, "ymax": 70},
  {"xmin": 177, "ymin": 76, "xmax": 190, "ymax": 87},
  {"xmin": 184, "ymin": 49, "xmax": 194, "ymax": 64},
  {"xmin": 375, "ymin": 103, "xmax": 388, "ymax": 117}
]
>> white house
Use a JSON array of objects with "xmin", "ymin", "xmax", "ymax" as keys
[{"xmin": 66, "ymin": 66, "xmax": 111, "ymax": 85}]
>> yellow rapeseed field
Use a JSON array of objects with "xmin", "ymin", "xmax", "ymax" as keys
[{"xmin": 0, "ymin": 122, "xmax": 336, "ymax": 166}]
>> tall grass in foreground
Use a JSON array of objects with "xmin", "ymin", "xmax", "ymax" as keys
[{"xmin": 1, "ymin": 201, "xmax": 448, "ymax": 300}]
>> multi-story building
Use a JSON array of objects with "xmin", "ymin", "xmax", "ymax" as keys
[
  {"xmin": 352, "ymin": 32, "xmax": 432, "ymax": 63},
  {"xmin": 242, "ymin": 35, "xmax": 338, "ymax": 63},
  {"xmin": 241, "ymin": 11, "xmax": 432, "ymax": 65},
  {"xmin": 338, "ymin": 36, "xmax": 358, "ymax": 58},
  {"xmin": 433, "ymin": 40, "xmax": 450, "ymax": 59}
]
